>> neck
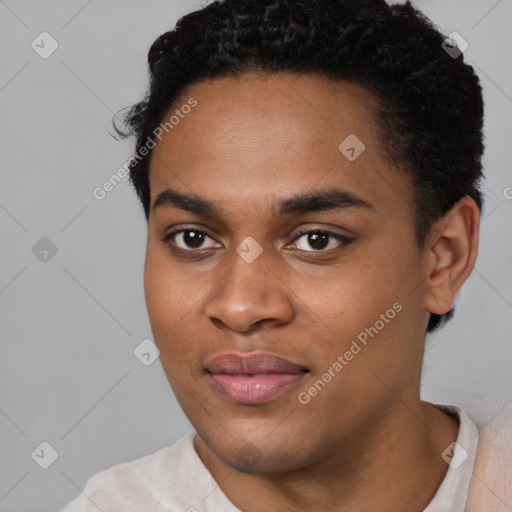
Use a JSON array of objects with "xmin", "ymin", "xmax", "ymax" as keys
[{"xmin": 193, "ymin": 400, "xmax": 459, "ymax": 512}]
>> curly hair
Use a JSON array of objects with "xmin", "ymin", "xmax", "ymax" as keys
[{"xmin": 116, "ymin": 0, "xmax": 485, "ymax": 333}]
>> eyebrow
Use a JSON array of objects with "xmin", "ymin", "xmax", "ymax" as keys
[{"xmin": 152, "ymin": 187, "xmax": 374, "ymax": 218}]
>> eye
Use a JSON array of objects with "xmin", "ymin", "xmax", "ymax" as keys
[
  {"xmin": 161, "ymin": 227, "xmax": 353, "ymax": 255},
  {"xmin": 290, "ymin": 230, "xmax": 353, "ymax": 252},
  {"xmin": 162, "ymin": 228, "xmax": 220, "ymax": 251}
]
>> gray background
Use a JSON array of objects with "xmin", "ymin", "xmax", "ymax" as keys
[{"xmin": 0, "ymin": 1, "xmax": 511, "ymax": 511}]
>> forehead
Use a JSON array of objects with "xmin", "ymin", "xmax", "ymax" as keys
[
  {"xmin": 148, "ymin": 72, "xmax": 412, "ymax": 219},
  {"xmin": 151, "ymin": 72, "xmax": 380, "ymax": 163}
]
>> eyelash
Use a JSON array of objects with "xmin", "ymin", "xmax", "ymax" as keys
[{"xmin": 160, "ymin": 227, "xmax": 354, "ymax": 255}]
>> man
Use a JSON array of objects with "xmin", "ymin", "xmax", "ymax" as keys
[{"xmin": 62, "ymin": 0, "xmax": 504, "ymax": 510}]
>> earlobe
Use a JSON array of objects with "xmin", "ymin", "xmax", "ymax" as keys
[{"xmin": 423, "ymin": 196, "xmax": 480, "ymax": 316}]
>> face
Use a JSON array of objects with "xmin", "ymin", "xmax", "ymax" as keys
[{"xmin": 144, "ymin": 72, "xmax": 431, "ymax": 473}]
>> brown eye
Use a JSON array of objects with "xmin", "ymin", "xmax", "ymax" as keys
[
  {"xmin": 163, "ymin": 229, "xmax": 219, "ymax": 251},
  {"xmin": 291, "ymin": 230, "xmax": 353, "ymax": 252}
]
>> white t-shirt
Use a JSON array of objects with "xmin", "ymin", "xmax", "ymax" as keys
[{"xmin": 60, "ymin": 404, "xmax": 479, "ymax": 512}]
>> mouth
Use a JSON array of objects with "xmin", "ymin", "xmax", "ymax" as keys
[{"xmin": 204, "ymin": 352, "xmax": 309, "ymax": 405}]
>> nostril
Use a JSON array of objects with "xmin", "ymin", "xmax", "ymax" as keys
[{"xmin": 210, "ymin": 317, "xmax": 224, "ymax": 329}]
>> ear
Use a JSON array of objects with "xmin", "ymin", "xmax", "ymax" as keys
[{"xmin": 423, "ymin": 196, "xmax": 480, "ymax": 317}]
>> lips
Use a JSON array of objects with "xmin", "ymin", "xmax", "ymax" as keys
[
  {"xmin": 205, "ymin": 352, "xmax": 308, "ymax": 375},
  {"xmin": 205, "ymin": 352, "xmax": 309, "ymax": 405}
]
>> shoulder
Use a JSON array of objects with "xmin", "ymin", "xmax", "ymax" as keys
[
  {"xmin": 60, "ymin": 431, "xmax": 200, "ymax": 512},
  {"xmin": 466, "ymin": 409, "xmax": 512, "ymax": 511}
]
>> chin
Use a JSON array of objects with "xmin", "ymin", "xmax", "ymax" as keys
[{"xmin": 207, "ymin": 432, "xmax": 312, "ymax": 474}]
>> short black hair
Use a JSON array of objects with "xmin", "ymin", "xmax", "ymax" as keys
[{"xmin": 116, "ymin": 0, "xmax": 485, "ymax": 333}]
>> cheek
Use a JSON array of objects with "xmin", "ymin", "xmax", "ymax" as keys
[
  {"xmin": 143, "ymin": 242, "xmax": 219, "ymax": 383},
  {"xmin": 143, "ymin": 246, "xmax": 194, "ymax": 352},
  {"xmin": 319, "ymin": 238, "xmax": 424, "ymax": 379}
]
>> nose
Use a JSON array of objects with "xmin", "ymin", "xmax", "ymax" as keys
[{"xmin": 204, "ymin": 245, "xmax": 295, "ymax": 333}]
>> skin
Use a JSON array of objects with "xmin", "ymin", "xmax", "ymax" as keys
[{"xmin": 144, "ymin": 72, "xmax": 480, "ymax": 512}]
